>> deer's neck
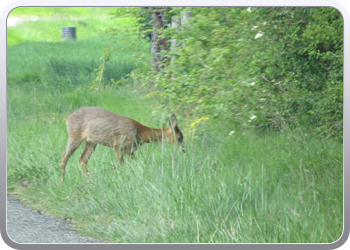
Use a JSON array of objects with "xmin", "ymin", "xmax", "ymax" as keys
[{"xmin": 131, "ymin": 119, "xmax": 170, "ymax": 143}]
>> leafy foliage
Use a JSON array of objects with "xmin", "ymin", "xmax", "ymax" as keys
[
  {"xmin": 127, "ymin": 7, "xmax": 343, "ymax": 140},
  {"xmin": 249, "ymin": 7, "xmax": 343, "ymax": 139}
]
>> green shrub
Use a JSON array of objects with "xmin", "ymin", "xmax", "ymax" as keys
[{"xmin": 129, "ymin": 7, "xmax": 343, "ymax": 141}]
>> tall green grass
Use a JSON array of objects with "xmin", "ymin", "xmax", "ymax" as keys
[
  {"xmin": 7, "ymin": 33, "xmax": 147, "ymax": 90},
  {"xmin": 7, "ymin": 99, "xmax": 343, "ymax": 242},
  {"xmin": 7, "ymin": 7, "xmax": 343, "ymax": 243}
]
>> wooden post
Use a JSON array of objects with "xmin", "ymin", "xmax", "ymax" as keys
[{"xmin": 151, "ymin": 9, "xmax": 168, "ymax": 71}]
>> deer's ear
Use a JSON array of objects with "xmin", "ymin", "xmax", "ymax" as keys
[{"xmin": 169, "ymin": 114, "xmax": 178, "ymax": 129}]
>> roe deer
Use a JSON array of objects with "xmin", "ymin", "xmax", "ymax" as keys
[{"xmin": 60, "ymin": 107, "xmax": 185, "ymax": 183}]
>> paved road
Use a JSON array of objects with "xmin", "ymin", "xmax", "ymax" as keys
[{"xmin": 6, "ymin": 195, "xmax": 105, "ymax": 243}]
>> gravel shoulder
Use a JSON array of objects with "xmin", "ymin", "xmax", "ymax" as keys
[{"xmin": 6, "ymin": 195, "xmax": 105, "ymax": 244}]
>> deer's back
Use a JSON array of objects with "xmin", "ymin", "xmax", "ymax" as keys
[{"xmin": 66, "ymin": 107, "xmax": 137, "ymax": 147}]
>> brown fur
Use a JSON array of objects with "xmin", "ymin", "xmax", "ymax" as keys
[{"xmin": 60, "ymin": 107, "xmax": 184, "ymax": 183}]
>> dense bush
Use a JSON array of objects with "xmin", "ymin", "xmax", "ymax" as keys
[
  {"xmin": 125, "ymin": 7, "xmax": 343, "ymax": 140},
  {"xmin": 249, "ymin": 7, "xmax": 343, "ymax": 139}
]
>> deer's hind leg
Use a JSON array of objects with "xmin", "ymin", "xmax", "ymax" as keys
[
  {"xmin": 79, "ymin": 142, "xmax": 97, "ymax": 182},
  {"xmin": 60, "ymin": 138, "xmax": 83, "ymax": 183}
]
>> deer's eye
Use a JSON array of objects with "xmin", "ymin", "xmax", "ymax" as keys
[{"xmin": 178, "ymin": 137, "xmax": 182, "ymax": 142}]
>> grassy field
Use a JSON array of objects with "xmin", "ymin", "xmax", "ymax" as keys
[
  {"xmin": 7, "ymin": 7, "xmax": 131, "ymax": 45},
  {"xmin": 7, "ymin": 7, "xmax": 343, "ymax": 243}
]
